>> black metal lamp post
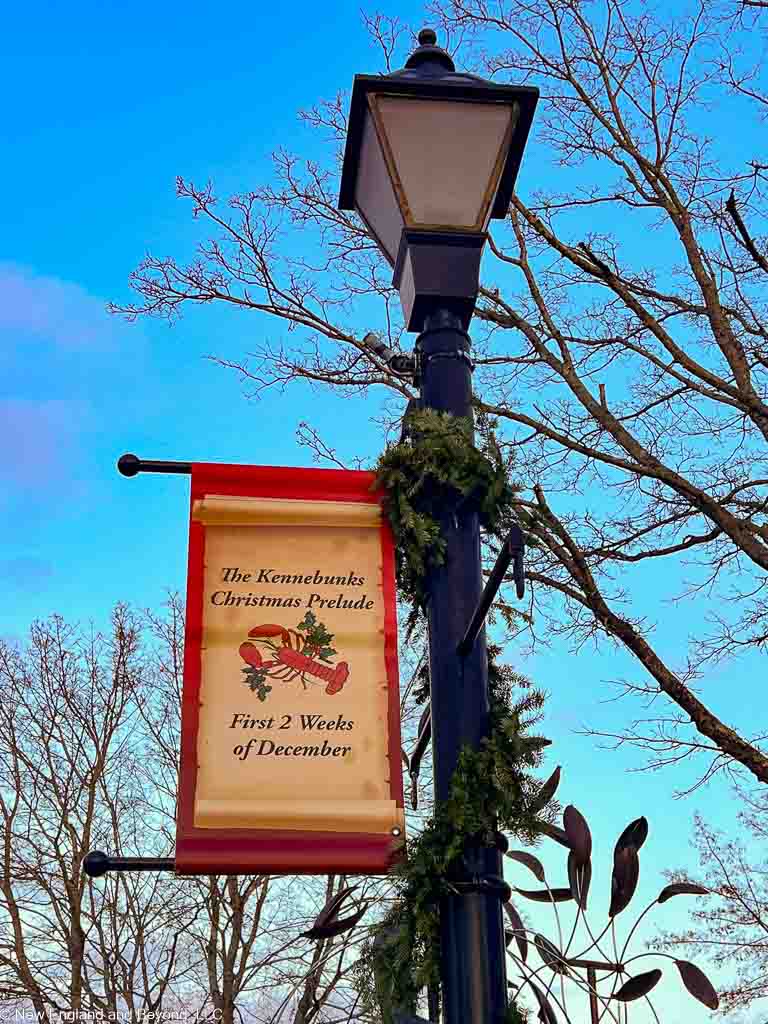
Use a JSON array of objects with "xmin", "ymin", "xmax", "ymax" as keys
[{"xmin": 339, "ymin": 29, "xmax": 538, "ymax": 1024}]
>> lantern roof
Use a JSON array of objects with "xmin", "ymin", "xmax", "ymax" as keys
[{"xmin": 338, "ymin": 28, "xmax": 538, "ymax": 219}]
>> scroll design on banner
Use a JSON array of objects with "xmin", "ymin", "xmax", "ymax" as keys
[{"xmin": 238, "ymin": 610, "xmax": 350, "ymax": 702}]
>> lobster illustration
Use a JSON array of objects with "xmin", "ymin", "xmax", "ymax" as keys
[{"xmin": 238, "ymin": 612, "xmax": 349, "ymax": 702}]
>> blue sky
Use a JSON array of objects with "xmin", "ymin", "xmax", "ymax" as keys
[{"xmin": 1, "ymin": 2, "xmax": 764, "ymax": 1021}]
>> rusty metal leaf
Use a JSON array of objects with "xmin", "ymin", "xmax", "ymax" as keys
[
  {"xmin": 534, "ymin": 934, "xmax": 570, "ymax": 975},
  {"xmin": 675, "ymin": 959, "xmax": 719, "ymax": 1009},
  {"xmin": 563, "ymin": 805, "xmax": 592, "ymax": 865},
  {"xmin": 657, "ymin": 882, "xmax": 709, "ymax": 904},
  {"xmin": 515, "ymin": 887, "xmax": 574, "ymax": 903},
  {"xmin": 506, "ymin": 849, "xmax": 545, "ymax": 883},
  {"xmin": 409, "ymin": 705, "xmax": 431, "ymax": 778},
  {"xmin": 613, "ymin": 969, "xmax": 662, "ymax": 1002},
  {"xmin": 417, "ymin": 704, "xmax": 431, "ymax": 740},
  {"xmin": 503, "ymin": 900, "xmax": 528, "ymax": 963},
  {"xmin": 567, "ymin": 849, "xmax": 591, "ymax": 911},
  {"xmin": 301, "ymin": 904, "xmax": 367, "ymax": 940},
  {"xmin": 317, "ymin": 884, "xmax": 357, "ymax": 928},
  {"xmin": 609, "ymin": 846, "xmax": 639, "ymax": 917},
  {"xmin": 615, "ymin": 816, "xmax": 648, "ymax": 854},
  {"xmin": 408, "ymin": 705, "xmax": 432, "ymax": 811},
  {"xmin": 535, "ymin": 820, "xmax": 570, "ymax": 849},
  {"xmin": 530, "ymin": 765, "xmax": 561, "ymax": 812},
  {"xmin": 527, "ymin": 980, "xmax": 558, "ymax": 1024},
  {"xmin": 300, "ymin": 884, "xmax": 358, "ymax": 938}
]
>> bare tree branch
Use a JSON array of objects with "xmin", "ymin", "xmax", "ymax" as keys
[{"xmin": 109, "ymin": 2, "xmax": 768, "ymax": 807}]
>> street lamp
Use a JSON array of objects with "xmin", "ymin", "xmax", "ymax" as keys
[
  {"xmin": 339, "ymin": 28, "xmax": 538, "ymax": 1024},
  {"xmin": 339, "ymin": 27, "xmax": 537, "ymax": 332}
]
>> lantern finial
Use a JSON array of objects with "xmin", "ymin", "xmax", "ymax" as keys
[{"xmin": 405, "ymin": 28, "xmax": 455, "ymax": 72}]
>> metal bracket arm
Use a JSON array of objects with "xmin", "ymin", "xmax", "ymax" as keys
[
  {"xmin": 118, "ymin": 453, "xmax": 192, "ymax": 476},
  {"xmin": 456, "ymin": 524, "xmax": 525, "ymax": 658},
  {"xmin": 83, "ymin": 851, "xmax": 175, "ymax": 877}
]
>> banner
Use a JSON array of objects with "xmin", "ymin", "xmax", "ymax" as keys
[{"xmin": 176, "ymin": 463, "xmax": 405, "ymax": 873}]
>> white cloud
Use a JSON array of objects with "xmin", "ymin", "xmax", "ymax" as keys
[
  {"xmin": 0, "ymin": 397, "xmax": 89, "ymax": 488},
  {"xmin": 0, "ymin": 262, "xmax": 118, "ymax": 350}
]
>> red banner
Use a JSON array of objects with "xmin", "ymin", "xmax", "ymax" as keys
[{"xmin": 176, "ymin": 463, "xmax": 405, "ymax": 874}]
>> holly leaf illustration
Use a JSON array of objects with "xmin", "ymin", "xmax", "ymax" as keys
[
  {"xmin": 244, "ymin": 665, "xmax": 270, "ymax": 697},
  {"xmin": 297, "ymin": 612, "xmax": 336, "ymax": 658}
]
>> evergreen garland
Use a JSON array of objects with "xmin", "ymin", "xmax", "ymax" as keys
[
  {"xmin": 374, "ymin": 409, "xmax": 518, "ymax": 616},
  {"xmin": 354, "ymin": 410, "xmax": 555, "ymax": 1023}
]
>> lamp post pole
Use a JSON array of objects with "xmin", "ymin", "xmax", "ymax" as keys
[
  {"xmin": 338, "ymin": 29, "xmax": 538, "ymax": 1024},
  {"xmin": 417, "ymin": 310, "xmax": 508, "ymax": 1024}
]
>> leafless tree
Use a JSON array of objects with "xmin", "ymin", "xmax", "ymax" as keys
[
  {"xmin": 0, "ymin": 603, "xmax": 377, "ymax": 1021},
  {"xmin": 0, "ymin": 606, "xmax": 191, "ymax": 1016},
  {"xmin": 109, "ymin": 0, "xmax": 768, "ymax": 797},
  {"xmin": 656, "ymin": 788, "xmax": 768, "ymax": 1013}
]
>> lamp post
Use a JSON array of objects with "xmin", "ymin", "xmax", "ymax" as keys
[{"xmin": 339, "ymin": 29, "xmax": 537, "ymax": 1024}]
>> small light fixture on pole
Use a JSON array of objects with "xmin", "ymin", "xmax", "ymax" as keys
[{"xmin": 339, "ymin": 28, "xmax": 538, "ymax": 332}]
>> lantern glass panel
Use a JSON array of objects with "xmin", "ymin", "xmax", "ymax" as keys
[
  {"xmin": 355, "ymin": 109, "xmax": 405, "ymax": 266},
  {"xmin": 372, "ymin": 96, "xmax": 515, "ymax": 230}
]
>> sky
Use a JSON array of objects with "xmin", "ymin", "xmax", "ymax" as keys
[{"xmin": 1, "ymin": 2, "xmax": 765, "ymax": 1022}]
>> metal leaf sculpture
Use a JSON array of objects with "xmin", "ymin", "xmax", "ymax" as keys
[
  {"xmin": 300, "ymin": 883, "xmax": 364, "ymax": 940},
  {"xmin": 609, "ymin": 845, "xmax": 639, "ymax": 917},
  {"xmin": 675, "ymin": 959, "xmax": 719, "ymax": 1009},
  {"xmin": 613, "ymin": 969, "xmax": 662, "ymax": 1002},
  {"xmin": 562, "ymin": 805, "xmax": 592, "ymax": 911},
  {"xmin": 528, "ymin": 980, "xmax": 559, "ymax": 1024},
  {"xmin": 657, "ymin": 882, "xmax": 709, "ymax": 903},
  {"xmin": 563, "ymin": 805, "xmax": 592, "ymax": 865},
  {"xmin": 534, "ymin": 933, "xmax": 570, "ymax": 975},
  {"xmin": 302, "ymin": 904, "xmax": 367, "ymax": 941},
  {"xmin": 514, "ymin": 886, "xmax": 574, "ymax": 903},
  {"xmin": 315, "ymin": 883, "xmax": 358, "ymax": 926},
  {"xmin": 567, "ymin": 849, "xmax": 591, "ymax": 911},
  {"xmin": 534, "ymin": 820, "xmax": 570, "ymax": 849},
  {"xmin": 615, "ymin": 816, "xmax": 648, "ymax": 854},
  {"xmin": 609, "ymin": 817, "xmax": 646, "ymax": 919},
  {"xmin": 530, "ymin": 765, "xmax": 561, "ymax": 812},
  {"xmin": 506, "ymin": 849, "xmax": 546, "ymax": 883},
  {"xmin": 503, "ymin": 899, "xmax": 528, "ymax": 963},
  {"xmin": 408, "ymin": 704, "xmax": 432, "ymax": 810},
  {"xmin": 504, "ymin": 787, "xmax": 719, "ymax": 1022}
]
